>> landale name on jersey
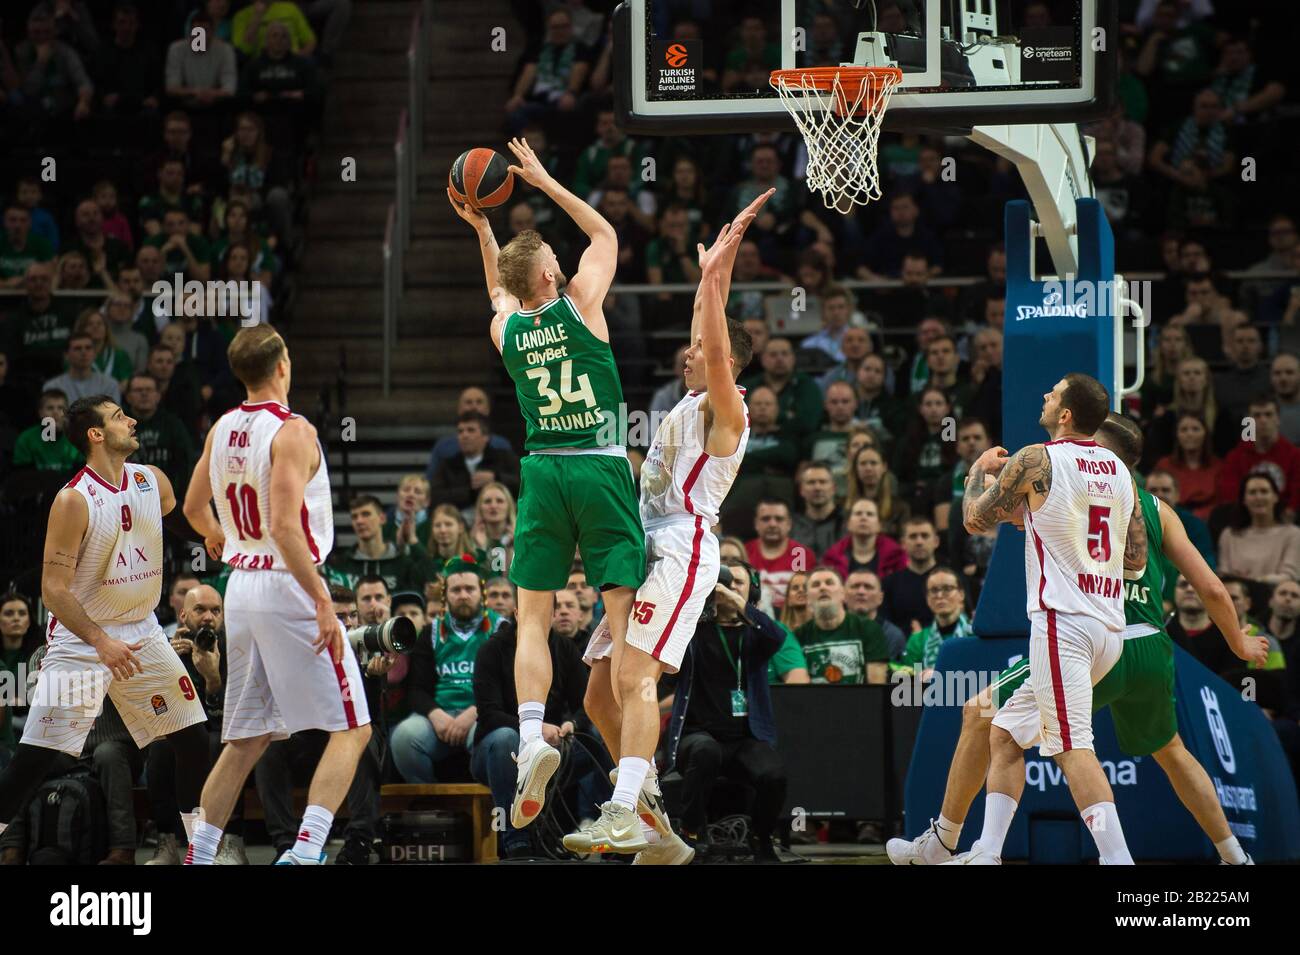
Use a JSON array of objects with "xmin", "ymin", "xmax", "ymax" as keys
[{"xmin": 515, "ymin": 324, "xmax": 568, "ymax": 351}]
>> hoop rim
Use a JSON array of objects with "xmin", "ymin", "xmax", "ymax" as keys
[{"xmin": 768, "ymin": 65, "xmax": 904, "ymax": 91}]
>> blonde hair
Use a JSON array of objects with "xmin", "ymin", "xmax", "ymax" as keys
[
  {"xmin": 74, "ymin": 307, "xmax": 114, "ymax": 354},
  {"xmin": 780, "ymin": 569, "xmax": 811, "ymax": 630},
  {"xmin": 497, "ymin": 230, "xmax": 546, "ymax": 301},
  {"xmin": 398, "ymin": 473, "xmax": 431, "ymax": 500},
  {"xmin": 844, "ymin": 445, "xmax": 908, "ymax": 535},
  {"xmin": 472, "ymin": 482, "xmax": 518, "ymax": 542},
  {"xmin": 227, "ymin": 325, "xmax": 286, "ymax": 388},
  {"xmin": 1152, "ymin": 325, "xmax": 1192, "ymax": 385},
  {"xmin": 427, "ymin": 503, "xmax": 473, "ymax": 559},
  {"xmin": 1172, "ymin": 356, "xmax": 1218, "ymax": 433}
]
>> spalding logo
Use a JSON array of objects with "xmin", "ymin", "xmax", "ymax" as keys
[
  {"xmin": 1200, "ymin": 685, "xmax": 1236, "ymax": 773},
  {"xmin": 1015, "ymin": 289, "xmax": 1088, "ymax": 321}
]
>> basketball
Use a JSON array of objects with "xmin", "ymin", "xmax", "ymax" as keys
[{"xmin": 449, "ymin": 148, "xmax": 514, "ymax": 209}]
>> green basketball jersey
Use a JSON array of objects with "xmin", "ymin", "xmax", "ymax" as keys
[
  {"xmin": 432, "ymin": 609, "xmax": 501, "ymax": 712},
  {"xmin": 1124, "ymin": 486, "xmax": 1168, "ymax": 634},
  {"xmin": 500, "ymin": 295, "xmax": 627, "ymax": 451}
]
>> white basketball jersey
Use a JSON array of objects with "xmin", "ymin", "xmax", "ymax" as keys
[
  {"xmin": 1023, "ymin": 439, "xmax": 1133, "ymax": 631},
  {"xmin": 639, "ymin": 388, "xmax": 749, "ymax": 526},
  {"xmin": 59, "ymin": 463, "xmax": 164, "ymax": 628},
  {"xmin": 209, "ymin": 400, "xmax": 334, "ymax": 571}
]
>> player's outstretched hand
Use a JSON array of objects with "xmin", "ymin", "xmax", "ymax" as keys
[
  {"xmin": 98, "ymin": 638, "xmax": 144, "ymax": 682},
  {"xmin": 505, "ymin": 137, "xmax": 550, "ymax": 189},
  {"xmin": 447, "ymin": 187, "xmax": 489, "ymax": 230},
  {"xmin": 313, "ymin": 602, "xmax": 343, "ymax": 663},
  {"xmin": 729, "ymin": 187, "xmax": 775, "ymax": 235}
]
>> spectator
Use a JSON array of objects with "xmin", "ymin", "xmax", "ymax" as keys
[
  {"xmin": 1134, "ymin": 2, "xmax": 1216, "ymax": 118},
  {"xmin": 13, "ymin": 9, "xmax": 94, "ymax": 131},
  {"xmin": 1148, "ymin": 88, "xmax": 1236, "ymax": 188},
  {"xmin": 1267, "ymin": 244, "xmax": 1300, "ymax": 327},
  {"xmin": 327, "ymin": 494, "xmax": 428, "ymax": 592},
  {"xmin": 648, "ymin": 345, "xmax": 688, "ymax": 422},
  {"xmin": 801, "ymin": 285, "xmax": 859, "ymax": 363},
  {"xmin": 1214, "ymin": 324, "xmax": 1269, "ymax": 426},
  {"xmin": 425, "ymin": 387, "xmax": 513, "ymax": 477},
  {"xmin": 818, "ymin": 325, "xmax": 875, "ymax": 393},
  {"xmin": 485, "ymin": 576, "xmax": 516, "ymax": 619},
  {"xmin": 503, "ymin": 8, "xmax": 593, "ymax": 133},
  {"xmin": 870, "ymin": 252, "xmax": 951, "ymax": 328},
  {"xmin": 852, "ymin": 354, "xmax": 907, "ymax": 456},
  {"xmin": 1217, "ymin": 473, "xmax": 1300, "ymax": 584},
  {"xmin": 1153, "ymin": 411, "xmax": 1220, "ymax": 520},
  {"xmin": 222, "ymin": 112, "xmax": 296, "ymax": 237},
  {"xmin": 122, "ymin": 374, "xmax": 195, "ymax": 497},
  {"xmin": 934, "ymin": 416, "xmax": 992, "ymax": 551},
  {"xmin": 823, "ymin": 497, "xmax": 908, "ymax": 583},
  {"xmin": 143, "ymin": 340, "xmax": 201, "ymax": 434},
  {"xmin": 1273, "ymin": 353, "xmax": 1300, "ymax": 446},
  {"xmin": 722, "ymin": 14, "xmax": 781, "ymax": 91},
  {"xmin": 644, "ymin": 204, "xmax": 700, "ymax": 303},
  {"xmin": 384, "ymin": 474, "xmax": 430, "ymax": 549},
  {"xmin": 725, "ymin": 241, "xmax": 780, "ymax": 323},
  {"xmin": 212, "ymin": 201, "xmax": 276, "ymax": 284},
  {"xmin": 391, "ymin": 557, "xmax": 502, "ymax": 784},
  {"xmin": 161, "ymin": 573, "xmax": 201, "ymax": 638},
  {"xmin": 1209, "ymin": 36, "xmax": 1286, "ymax": 125},
  {"xmin": 468, "ymin": 482, "xmax": 517, "ymax": 576},
  {"xmin": 68, "ymin": 199, "xmax": 130, "ymax": 281},
  {"xmin": 844, "ymin": 568, "xmax": 908, "ymax": 660},
  {"xmin": 845, "ymin": 444, "xmax": 909, "ymax": 537},
  {"xmin": 965, "ymin": 328, "xmax": 1003, "ymax": 444},
  {"xmin": 893, "ymin": 386, "xmax": 957, "ymax": 512},
  {"xmin": 779, "ymin": 569, "xmax": 811, "ymax": 631},
  {"xmin": 662, "ymin": 156, "xmax": 711, "ymax": 239},
  {"xmin": 13, "ymin": 177, "xmax": 60, "ymax": 253},
  {"xmin": 53, "ymin": 249, "xmax": 108, "ymax": 293},
  {"xmin": 92, "ymin": 179, "xmax": 133, "ymax": 252},
  {"xmin": 1241, "ymin": 215, "xmax": 1297, "ymax": 311},
  {"xmin": 73, "ymin": 309, "xmax": 132, "ymax": 386},
  {"xmin": 726, "ymin": 144, "xmax": 799, "ymax": 242},
  {"xmin": 1145, "ymin": 470, "xmax": 1216, "ymax": 585},
  {"xmin": 1165, "ymin": 574, "xmax": 1247, "ymax": 683},
  {"xmin": 0, "ymin": 593, "xmax": 40, "ymax": 764},
  {"xmin": 42, "ymin": 333, "xmax": 121, "ymax": 405},
  {"xmin": 0, "ymin": 202, "xmax": 54, "ymax": 286},
  {"xmin": 550, "ymin": 588, "xmax": 587, "ymax": 645},
  {"xmin": 663, "ymin": 559, "xmax": 788, "ymax": 859},
  {"xmin": 428, "ymin": 411, "xmax": 521, "ymax": 511},
  {"xmin": 793, "ymin": 567, "xmax": 890, "ymax": 684},
  {"xmin": 1143, "ymin": 357, "xmax": 1219, "ymax": 467},
  {"xmin": 725, "ymin": 385, "xmax": 798, "ymax": 537},
  {"xmin": 232, "ymin": 0, "xmax": 317, "ymax": 57},
  {"xmin": 921, "ymin": 334, "xmax": 971, "ymax": 416},
  {"xmin": 804, "ymin": 382, "xmax": 859, "ymax": 496},
  {"xmin": 900, "ymin": 317, "xmax": 948, "ymax": 397},
  {"xmin": 1086, "ymin": 105, "xmax": 1147, "ymax": 177},
  {"xmin": 139, "ymin": 158, "xmax": 208, "ymax": 241},
  {"xmin": 1141, "ymin": 324, "xmax": 1193, "ymax": 415},
  {"xmin": 102, "ymin": 291, "xmax": 148, "ymax": 373},
  {"xmin": 31, "ymin": 0, "xmax": 99, "ymax": 55},
  {"xmin": 893, "ymin": 566, "xmax": 975, "ymax": 678},
  {"xmin": 1217, "ymin": 396, "xmax": 1300, "ymax": 512},
  {"xmin": 421, "ymin": 503, "xmax": 475, "ymax": 568},
  {"xmin": 597, "ymin": 187, "xmax": 650, "ymax": 284},
  {"xmin": 165, "ymin": 8, "xmax": 238, "ymax": 111},
  {"xmin": 573, "ymin": 109, "xmax": 644, "ymax": 200},
  {"xmin": 144, "ymin": 208, "xmax": 211, "ymax": 281},
  {"xmin": 471, "ymin": 607, "xmax": 597, "ymax": 859},
  {"xmin": 856, "ymin": 192, "xmax": 943, "ymax": 279},
  {"xmin": 791, "ymin": 462, "xmax": 844, "ymax": 557},
  {"xmin": 126, "ymin": 249, "xmax": 167, "ymax": 336},
  {"xmin": 882, "ymin": 516, "xmax": 941, "ymax": 631},
  {"xmin": 93, "ymin": 2, "xmax": 160, "ymax": 118},
  {"xmin": 240, "ymin": 22, "xmax": 319, "ymax": 149},
  {"xmin": 146, "ymin": 111, "xmax": 221, "ymax": 198},
  {"xmin": 1266, "ymin": 580, "xmax": 1300, "ymax": 685},
  {"xmin": 564, "ymin": 566, "xmax": 600, "ymax": 634},
  {"xmin": 745, "ymin": 499, "xmax": 814, "ymax": 609},
  {"xmin": 739, "ymin": 337, "xmax": 824, "ymax": 443}
]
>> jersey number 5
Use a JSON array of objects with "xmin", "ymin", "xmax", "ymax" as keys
[
  {"xmin": 225, "ymin": 483, "xmax": 263, "ymax": 540},
  {"xmin": 525, "ymin": 360, "xmax": 597, "ymax": 416},
  {"xmin": 1086, "ymin": 505, "xmax": 1111, "ymax": 562}
]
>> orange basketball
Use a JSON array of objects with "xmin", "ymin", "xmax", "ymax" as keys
[{"xmin": 449, "ymin": 147, "xmax": 514, "ymax": 210}]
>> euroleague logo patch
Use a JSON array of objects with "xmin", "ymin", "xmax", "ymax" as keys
[
  {"xmin": 151, "ymin": 694, "xmax": 168, "ymax": 715},
  {"xmin": 665, "ymin": 43, "xmax": 689, "ymax": 68},
  {"xmin": 133, "ymin": 470, "xmax": 152, "ymax": 492}
]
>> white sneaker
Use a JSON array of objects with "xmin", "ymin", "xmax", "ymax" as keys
[
  {"xmin": 943, "ymin": 843, "xmax": 1001, "ymax": 865},
  {"xmin": 275, "ymin": 848, "xmax": 327, "ymax": 865},
  {"xmin": 562, "ymin": 801, "xmax": 650, "ymax": 855},
  {"xmin": 145, "ymin": 833, "xmax": 184, "ymax": 865},
  {"xmin": 632, "ymin": 829, "xmax": 695, "ymax": 866},
  {"xmin": 886, "ymin": 820, "xmax": 957, "ymax": 865},
  {"xmin": 609, "ymin": 767, "xmax": 673, "ymax": 836},
  {"xmin": 214, "ymin": 834, "xmax": 249, "ymax": 865},
  {"xmin": 511, "ymin": 736, "xmax": 561, "ymax": 829},
  {"xmin": 1220, "ymin": 855, "xmax": 1255, "ymax": 865}
]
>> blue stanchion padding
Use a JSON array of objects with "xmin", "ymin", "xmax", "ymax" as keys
[{"xmin": 902, "ymin": 636, "xmax": 1300, "ymax": 862}]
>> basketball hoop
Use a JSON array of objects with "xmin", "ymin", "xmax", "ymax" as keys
[{"xmin": 770, "ymin": 66, "xmax": 904, "ymax": 213}]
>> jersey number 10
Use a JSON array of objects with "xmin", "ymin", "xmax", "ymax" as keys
[
  {"xmin": 225, "ymin": 483, "xmax": 264, "ymax": 540},
  {"xmin": 525, "ymin": 359, "xmax": 597, "ymax": 415}
]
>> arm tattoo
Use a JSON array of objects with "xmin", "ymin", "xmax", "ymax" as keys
[
  {"xmin": 963, "ymin": 445, "xmax": 1051, "ymax": 533},
  {"xmin": 1124, "ymin": 486, "xmax": 1147, "ymax": 574}
]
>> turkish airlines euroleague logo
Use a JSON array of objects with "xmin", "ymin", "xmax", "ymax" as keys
[
  {"xmin": 665, "ymin": 43, "xmax": 688, "ymax": 68},
  {"xmin": 654, "ymin": 39, "xmax": 700, "ymax": 94}
]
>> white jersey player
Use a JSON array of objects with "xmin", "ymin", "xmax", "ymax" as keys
[
  {"xmin": 960, "ymin": 373, "xmax": 1147, "ymax": 864},
  {"xmin": 0, "ymin": 396, "xmax": 209, "ymax": 848},
  {"xmin": 566, "ymin": 190, "xmax": 773, "ymax": 860},
  {"xmin": 181, "ymin": 327, "xmax": 372, "ymax": 866}
]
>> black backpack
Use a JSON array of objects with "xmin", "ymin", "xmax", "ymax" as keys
[{"xmin": 25, "ymin": 773, "xmax": 109, "ymax": 865}]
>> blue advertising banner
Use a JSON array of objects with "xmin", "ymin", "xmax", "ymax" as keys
[{"xmin": 903, "ymin": 637, "xmax": 1300, "ymax": 862}]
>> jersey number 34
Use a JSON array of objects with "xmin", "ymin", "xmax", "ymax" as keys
[{"xmin": 525, "ymin": 359, "xmax": 596, "ymax": 415}]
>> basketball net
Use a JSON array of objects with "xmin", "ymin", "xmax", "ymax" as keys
[{"xmin": 770, "ymin": 67, "xmax": 903, "ymax": 214}]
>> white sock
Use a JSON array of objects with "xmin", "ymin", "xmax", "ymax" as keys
[
  {"xmin": 977, "ymin": 792, "xmax": 1017, "ymax": 858},
  {"xmin": 518, "ymin": 702, "xmax": 545, "ymax": 744},
  {"xmin": 935, "ymin": 814, "xmax": 962, "ymax": 852},
  {"xmin": 1082, "ymin": 801, "xmax": 1133, "ymax": 865},
  {"xmin": 612, "ymin": 756, "xmax": 650, "ymax": 811},
  {"xmin": 184, "ymin": 820, "xmax": 222, "ymax": 865},
  {"xmin": 1215, "ymin": 835, "xmax": 1248, "ymax": 865},
  {"xmin": 293, "ymin": 805, "xmax": 334, "ymax": 861}
]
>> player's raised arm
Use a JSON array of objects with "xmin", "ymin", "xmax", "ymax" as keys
[
  {"xmin": 505, "ymin": 137, "xmax": 616, "ymax": 315},
  {"xmin": 183, "ymin": 425, "xmax": 225, "ymax": 562},
  {"xmin": 448, "ymin": 189, "xmax": 501, "ymax": 304},
  {"xmin": 1159, "ymin": 503, "xmax": 1270, "ymax": 667},
  {"xmin": 42, "ymin": 489, "xmax": 141, "ymax": 680},
  {"xmin": 963, "ymin": 444, "xmax": 1050, "ymax": 534},
  {"xmin": 690, "ymin": 189, "xmax": 774, "ymax": 343},
  {"xmin": 1122, "ymin": 479, "xmax": 1147, "ymax": 580}
]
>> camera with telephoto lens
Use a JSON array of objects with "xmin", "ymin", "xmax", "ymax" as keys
[
  {"xmin": 699, "ymin": 564, "xmax": 734, "ymax": 624},
  {"xmin": 193, "ymin": 626, "xmax": 219, "ymax": 653},
  {"xmin": 347, "ymin": 616, "xmax": 417, "ymax": 658}
]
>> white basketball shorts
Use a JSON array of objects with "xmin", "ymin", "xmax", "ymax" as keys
[{"xmin": 222, "ymin": 570, "xmax": 370, "ymax": 741}]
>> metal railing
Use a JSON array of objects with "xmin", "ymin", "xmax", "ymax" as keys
[{"xmin": 381, "ymin": 0, "xmax": 432, "ymax": 396}]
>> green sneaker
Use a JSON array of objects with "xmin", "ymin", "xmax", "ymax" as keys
[{"xmin": 562, "ymin": 802, "xmax": 650, "ymax": 855}]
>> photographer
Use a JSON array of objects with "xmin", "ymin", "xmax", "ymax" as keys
[
  {"xmin": 144, "ymin": 584, "xmax": 244, "ymax": 864},
  {"xmin": 253, "ymin": 583, "xmax": 387, "ymax": 865},
  {"xmin": 663, "ymin": 558, "xmax": 789, "ymax": 861},
  {"xmin": 391, "ymin": 557, "xmax": 502, "ymax": 784}
]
